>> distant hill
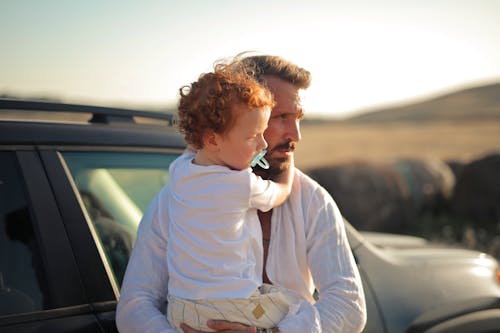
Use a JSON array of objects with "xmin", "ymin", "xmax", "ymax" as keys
[{"xmin": 341, "ymin": 81, "xmax": 500, "ymax": 123}]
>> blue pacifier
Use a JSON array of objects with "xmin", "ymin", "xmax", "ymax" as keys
[{"xmin": 251, "ymin": 149, "xmax": 270, "ymax": 169}]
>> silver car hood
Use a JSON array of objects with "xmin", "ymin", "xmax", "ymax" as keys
[
  {"xmin": 360, "ymin": 231, "xmax": 429, "ymax": 249},
  {"xmin": 384, "ymin": 247, "xmax": 496, "ymax": 265},
  {"xmin": 350, "ymin": 226, "xmax": 500, "ymax": 333},
  {"xmin": 360, "ymin": 230, "xmax": 498, "ymax": 268}
]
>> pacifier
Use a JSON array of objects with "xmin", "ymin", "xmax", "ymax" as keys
[{"xmin": 251, "ymin": 149, "xmax": 270, "ymax": 169}]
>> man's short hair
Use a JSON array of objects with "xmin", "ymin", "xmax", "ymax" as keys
[{"xmin": 240, "ymin": 55, "xmax": 311, "ymax": 89}]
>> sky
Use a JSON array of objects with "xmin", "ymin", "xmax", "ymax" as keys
[{"xmin": 1, "ymin": 0, "xmax": 500, "ymax": 118}]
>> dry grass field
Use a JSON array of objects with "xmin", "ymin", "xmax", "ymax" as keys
[
  {"xmin": 295, "ymin": 120, "xmax": 500, "ymax": 170},
  {"xmin": 296, "ymin": 120, "xmax": 500, "ymax": 259}
]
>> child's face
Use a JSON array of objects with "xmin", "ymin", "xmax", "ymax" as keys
[{"xmin": 216, "ymin": 105, "xmax": 270, "ymax": 170}]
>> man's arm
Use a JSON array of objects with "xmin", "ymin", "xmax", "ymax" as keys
[
  {"xmin": 116, "ymin": 192, "xmax": 177, "ymax": 333},
  {"xmin": 306, "ymin": 188, "xmax": 367, "ymax": 333}
]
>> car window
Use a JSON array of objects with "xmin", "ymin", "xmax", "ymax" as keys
[
  {"xmin": 0, "ymin": 152, "xmax": 51, "ymax": 316},
  {"xmin": 61, "ymin": 151, "xmax": 178, "ymax": 285}
]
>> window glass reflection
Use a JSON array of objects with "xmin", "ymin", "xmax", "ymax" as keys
[
  {"xmin": 62, "ymin": 152, "xmax": 178, "ymax": 285},
  {"xmin": 0, "ymin": 152, "xmax": 50, "ymax": 316}
]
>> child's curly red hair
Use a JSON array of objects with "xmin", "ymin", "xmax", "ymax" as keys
[{"xmin": 177, "ymin": 60, "xmax": 275, "ymax": 150}]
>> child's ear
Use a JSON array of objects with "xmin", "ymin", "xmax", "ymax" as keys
[{"xmin": 203, "ymin": 131, "xmax": 221, "ymax": 152}]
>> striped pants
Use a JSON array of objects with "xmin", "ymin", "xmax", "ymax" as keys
[{"xmin": 167, "ymin": 284, "xmax": 300, "ymax": 332}]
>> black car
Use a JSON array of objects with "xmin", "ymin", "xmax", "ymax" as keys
[{"xmin": 1, "ymin": 99, "xmax": 499, "ymax": 333}]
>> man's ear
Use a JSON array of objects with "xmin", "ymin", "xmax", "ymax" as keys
[{"xmin": 203, "ymin": 130, "xmax": 221, "ymax": 152}]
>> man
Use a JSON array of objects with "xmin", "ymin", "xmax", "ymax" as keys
[{"xmin": 116, "ymin": 54, "xmax": 367, "ymax": 333}]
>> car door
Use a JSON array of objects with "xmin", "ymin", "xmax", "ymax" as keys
[
  {"xmin": 40, "ymin": 147, "xmax": 181, "ymax": 331},
  {"xmin": 0, "ymin": 149, "xmax": 105, "ymax": 333}
]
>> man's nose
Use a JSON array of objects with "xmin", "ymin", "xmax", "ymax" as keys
[{"xmin": 286, "ymin": 120, "xmax": 301, "ymax": 143}]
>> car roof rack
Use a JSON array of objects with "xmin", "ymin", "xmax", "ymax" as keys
[{"xmin": 0, "ymin": 98, "xmax": 175, "ymax": 125}]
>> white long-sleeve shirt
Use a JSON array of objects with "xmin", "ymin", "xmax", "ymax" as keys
[{"xmin": 116, "ymin": 168, "xmax": 367, "ymax": 333}]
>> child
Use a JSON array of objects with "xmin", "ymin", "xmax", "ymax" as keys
[{"xmin": 166, "ymin": 60, "xmax": 302, "ymax": 332}]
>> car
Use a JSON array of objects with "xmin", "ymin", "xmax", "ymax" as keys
[
  {"xmin": 1, "ymin": 98, "xmax": 499, "ymax": 333},
  {"xmin": 351, "ymin": 229, "xmax": 500, "ymax": 332}
]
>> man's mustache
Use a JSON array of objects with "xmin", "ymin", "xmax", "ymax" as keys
[{"xmin": 268, "ymin": 141, "xmax": 296, "ymax": 154}]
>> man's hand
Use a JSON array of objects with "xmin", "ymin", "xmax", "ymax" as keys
[{"xmin": 180, "ymin": 320, "xmax": 256, "ymax": 333}]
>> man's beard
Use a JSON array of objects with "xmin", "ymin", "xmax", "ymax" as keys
[{"xmin": 252, "ymin": 141, "xmax": 295, "ymax": 181}]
